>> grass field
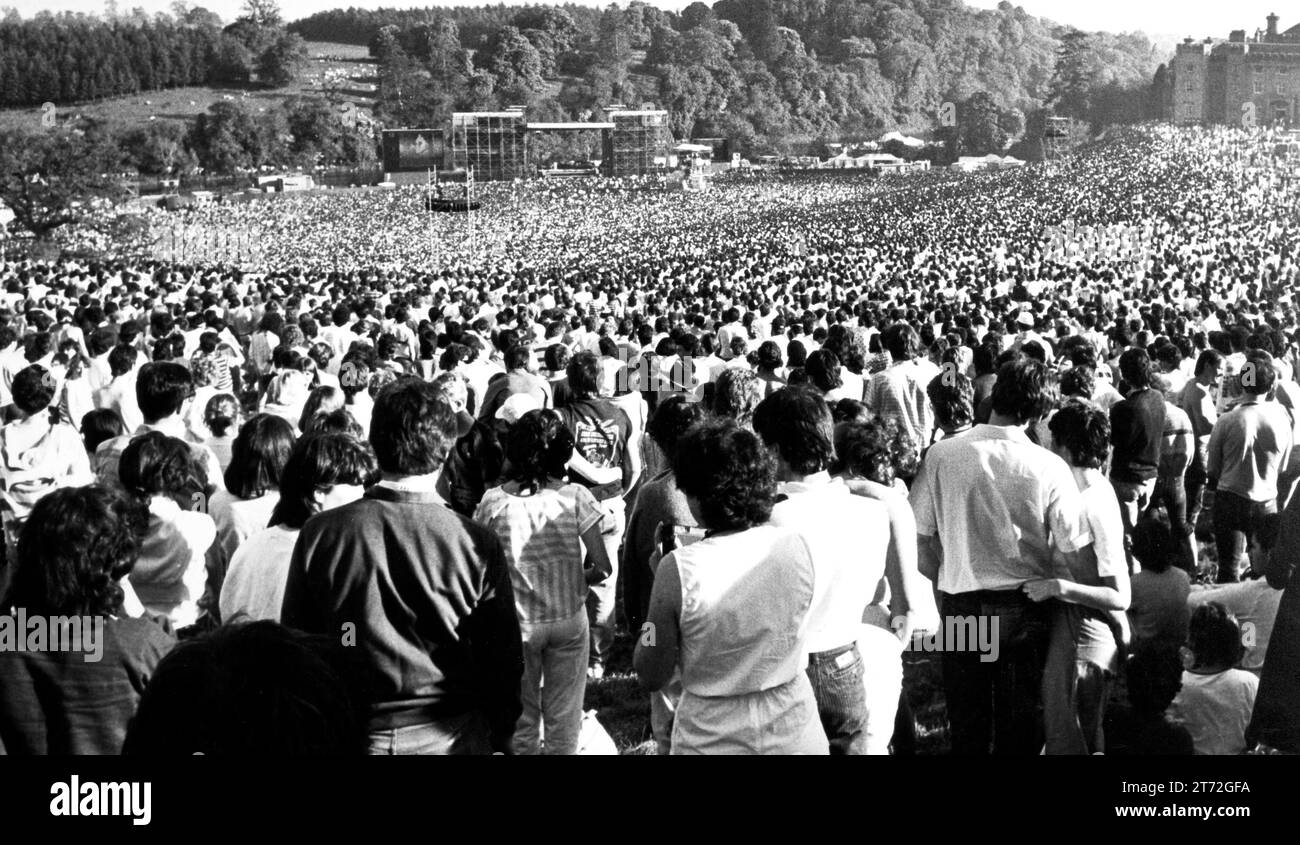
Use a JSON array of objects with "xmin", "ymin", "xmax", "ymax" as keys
[{"xmin": 0, "ymin": 41, "xmax": 378, "ymax": 134}]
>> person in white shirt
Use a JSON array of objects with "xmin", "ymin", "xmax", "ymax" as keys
[
  {"xmin": 1026, "ymin": 400, "xmax": 1132, "ymax": 754},
  {"xmin": 94, "ymin": 361, "xmax": 225, "ymax": 494},
  {"xmin": 1169, "ymin": 602, "xmax": 1259, "ymax": 755},
  {"xmin": 0, "ymin": 365, "xmax": 94, "ymax": 545},
  {"xmin": 756, "ymin": 387, "xmax": 890, "ymax": 755},
  {"xmin": 910, "ymin": 357, "xmax": 1092, "ymax": 754},
  {"xmin": 221, "ymin": 431, "xmax": 375, "ymax": 624}
]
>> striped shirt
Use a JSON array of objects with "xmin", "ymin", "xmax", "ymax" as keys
[
  {"xmin": 474, "ymin": 481, "xmax": 607, "ymax": 624},
  {"xmin": 864, "ymin": 359, "xmax": 935, "ymax": 454}
]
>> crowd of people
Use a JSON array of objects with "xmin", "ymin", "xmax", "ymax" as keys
[{"xmin": 0, "ymin": 121, "xmax": 1298, "ymax": 755}]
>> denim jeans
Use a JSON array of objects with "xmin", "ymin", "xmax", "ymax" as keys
[
  {"xmin": 515, "ymin": 609, "xmax": 589, "ymax": 755},
  {"xmin": 1185, "ymin": 450, "xmax": 1209, "ymax": 535},
  {"xmin": 368, "ymin": 710, "xmax": 493, "ymax": 755},
  {"xmin": 805, "ymin": 642, "xmax": 869, "ymax": 755},
  {"xmin": 939, "ymin": 590, "xmax": 1051, "ymax": 755},
  {"xmin": 1151, "ymin": 474, "xmax": 1195, "ymax": 575},
  {"xmin": 1212, "ymin": 490, "xmax": 1280, "ymax": 583},
  {"xmin": 587, "ymin": 497, "xmax": 626, "ymax": 667},
  {"xmin": 1042, "ymin": 603, "xmax": 1116, "ymax": 755}
]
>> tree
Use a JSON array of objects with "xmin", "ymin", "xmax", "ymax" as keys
[
  {"xmin": 211, "ymin": 34, "xmax": 253, "ymax": 83},
  {"xmin": 119, "ymin": 120, "xmax": 193, "ymax": 174},
  {"xmin": 257, "ymin": 31, "xmax": 306, "ymax": 87},
  {"xmin": 240, "ymin": 0, "xmax": 281, "ymax": 30},
  {"xmin": 1048, "ymin": 30, "xmax": 1094, "ymax": 120},
  {"xmin": 956, "ymin": 92, "xmax": 1009, "ymax": 155},
  {"xmin": 0, "ymin": 126, "xmax": 125, "ymax": 241}
]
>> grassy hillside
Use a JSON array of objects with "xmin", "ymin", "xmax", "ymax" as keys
[{"xmin": 0, "ymin": 42, "xmax": 377, "ymax": 135}]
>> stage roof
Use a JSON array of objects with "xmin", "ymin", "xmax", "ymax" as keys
[{"xmin": 527, "ymin": 122, "xmax": 616, "ymax": 131}]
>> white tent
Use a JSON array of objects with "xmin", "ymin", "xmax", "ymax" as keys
[{"xmin": 880, "ymin": 130, "xmax": 926, "ymax": 148}]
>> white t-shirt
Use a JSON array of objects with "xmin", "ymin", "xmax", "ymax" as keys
[
  {"xmin": 1169, "ymin": 669, "xmax": 1258, "ymax": 755},
  {"xmin": 220, "ymin": 525, "xmax": 300, "ymax": 623}
]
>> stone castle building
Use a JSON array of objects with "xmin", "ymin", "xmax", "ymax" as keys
[{"xmin": 1173, "ymin": 14, "xmax": 1300, "ymax": 127}]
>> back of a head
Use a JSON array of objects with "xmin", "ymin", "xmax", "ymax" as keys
[
  {"xmin": 566, "ymin": 351, "xmax": 603, "ymax": 398},
  {"xmin": 990, "ymin": 358, "xmax": 1051, "ymax": 425},
  {"xmin": 136, "ymin": 362, "xmax": 193, "ymax": 425},
  {"xmin": 270, "ymin": 432, "xmax": 378, "ymax": 530},
  {"xmin": 7, "ymin": 485, "xmax": 144, "ymax": 617},
  {"xmin": 711, "ymin": 368, "xmax": 763, "ymax": 427},
  {"xmin": 1187, "ymin": 602, "xmax": 1244, "ymax": 670},
  {"xmin": 119, "ymin": 431, "xmax": 203, "ymax": 502},
  {"xmin": 370, "ymin": 378, "xmax": 458, "ymax": 476},
  {"xmin": 646, "ymin": 395, "xmax": 707, "ymax": 468},
  {"xmin": 1241, "ymin": 350, "xmax": 1276, "ymax": 396},
  {"xmin": 1125, "ymin": 644, "xmax": 1185, "ymax": 717},
  {"xmin": 1118, "ymin": 348, "xmax": 1153, "ymax": 390},
  {"xmin": 1047, "ymin": 399, "xmax": 1110, "ymax": 469},
  {"xmin": 122, "ymin": 620, "xmax": 368, "ymax": 756},
  {"xmin": 752, "ymin": 386, "xmax": 834, "ymax": 475},
  {"xmin": 673, "ymin": 419, "xmax": 776, "ymax": 532},
  {"xmin": 505, "ymin": 410, "xmax": 574, "ymax": 490},
  {"xmin": 12, "ymin": 365, "xmax": 55, "ymax": 417},
  {"xmin": 224, "ymin": 414, "xmax": 296, "ymax": 500},
  {"xmin": 884, "ymin": 323, "xmax": 918, "ymax": 361},
  {"xmin": 108, "ymin": 344, "xmax": 138, "ymax": 378}
]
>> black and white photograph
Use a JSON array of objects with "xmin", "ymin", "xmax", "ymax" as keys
[{"xmin": 0, "ymin": 0, "xmax": 1295, "ymax": 826}]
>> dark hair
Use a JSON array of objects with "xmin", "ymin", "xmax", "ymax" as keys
[
  {"xmin": 1194, "ymin": 349, "xmax": 1224, "ymax": 376},
  {"xmin": 757, "ymin": 340, "xmax": 783, "ymax": 371},
  {"xmin": 674, "ymin": 420, "xmax": 776, "ymax": 531},
  {"xmin": 81, "ymin": 408, "xmax": 125, "ymax": 455},
  {"xmin": 304, "ymin": 407, "xmax": 366, "ymax": 438},
  {"xmin": 566, "ymin": 351, "xmax": 603, "ymax": 397},
  {"xmin": 711, "ymin": 369, "xmax": 763, "ymax": 427},
  {"xmin": 990, "ymin": 358, "xmax": 1052, "ymax": 424},
  {"xmin": 805, "ymin": 349, "xmax": 843, "ymax": 394},
  {"xmin": 299, "ymin": 386, "xmax": 345, "ymax": 433},
  {"xmin": 204, "ymin": 393, "xmax": 239, "ymax": 438},
  {"xmin": 926, "ymin": 370, "xmax": 974, "ymax": 431},
  {"xmin": 883, "ymin": 323, "xmax": 920, "ymax": 361},
  {"xmin": 119, "ymin": 431, "xmax": 206, "ymax": 503},
  {"xmin": 785, "ymin": 339, "xmax": 807, "ymax": 368},
  {"xmin": 505, "ymin": 344, "xmax": 533, "ymax": 371},
  {"xmin": 834, "ymin": 418, "xmax": 906, "ymax": 486},
  {"xmin": 224, "ymin": 414, "xmax": 295, "ymax": 500},
  {"xmin": 1119, "ymin": 348, "xmax": 1154, "ymax": 390},
  {"xmin": 504, "ymin": 410, "xmax": 574, "ymax": 492},
  {"xmin": 108, "ymin": 344, "xmax": 138, "ymax": 378},
  {"xmin": 369, "ymin": 378, "xmax": 459, "ymax": 475},
  {"xmin": 269, "ymin": 433, "xmax": 378, "ymax": 530},
  {"xmin": 1187, "ymin": 602, "xmax": 1244, "ymax": 670},
  {"xmin": 1131, "ymin": 507, "xmax": 1176, "ymax": 573},
  {"xmin": 832, "ymin": 398, "xmax": 870, "ymax": 424},
  {"xmin": 753, "ymin": 387, "xmax": 834, "ymax": 475},
  {"xmin": 6, "ymin": 485, "xmax": 146, "ymax": 616},
  {"xmin": 1048, "ymin": 399, "xmax": 1110, "ymax": 469},
  {"xmin": 1125, "ymin": 644, "xmax": 1185, "ymax": 716},
  {"xmin": 544, "ymin": 343, "xmax": 570, "ymax": 374},
  {"xmin": 1240, "ymin": 350, "xmax": 1276, "ymax": 396},
  {"xmin": 135, "ymin": 362, "xmax": 193, "ymax": 424},
  {"xmin": 122, "ymin": 620, "xmax": 368, "ymax": 756},
  {"xmin": 645, "ymin": 394, "xmax": 706, "ymax": 468},
  {"xmin": 1060, "ymin": 365, "xmax": 1096, "ymax": 400},
  {"xmin": 12, "ymin": 364, "xmax": 55, "ymax": 415}
]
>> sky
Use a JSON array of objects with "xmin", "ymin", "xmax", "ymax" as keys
[{"xmin": 3, "ymin": 0, "xmax": 1293, "ymax": 43}]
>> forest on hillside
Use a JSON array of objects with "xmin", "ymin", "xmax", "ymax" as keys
[{"xmin": 294, "ymin": 0, "xmax": 1167, "ymax": 150}]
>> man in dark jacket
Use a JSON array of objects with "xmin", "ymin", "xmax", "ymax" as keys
[
  {"xmin": 1110, "ymin": 348, "xmax": 1166, "ymax": 544},
  {"xmin": 282, "ymin": 377, "xmax": 522, "ymax": 754}
]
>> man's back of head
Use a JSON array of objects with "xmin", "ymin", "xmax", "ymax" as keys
[
  {"xmin": 370, "ymin": 377, "xmax": 459, "ymax": 478},
  {"xmin": 136, "ymin": 361, "xmax": 193, "ymax": 425},
  {"xmin": 753, "ymin": 387, "xmax": 834, "ymax": 478}
]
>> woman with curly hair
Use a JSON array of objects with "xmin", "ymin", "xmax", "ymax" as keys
[
  {"xmin": 0, "ymin": 485, "xmax": 176, "ymax": 754},
  {"xmin": 634, "ymin": 419, "xmax": 827, "ymax": 754},
  {"xmin": 118, "ymin": 431, "xmax": 216, "ymax": 630},
  {"xmin": 473, "ymin": 409, "xmax": 613, "ymax": 754}
]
